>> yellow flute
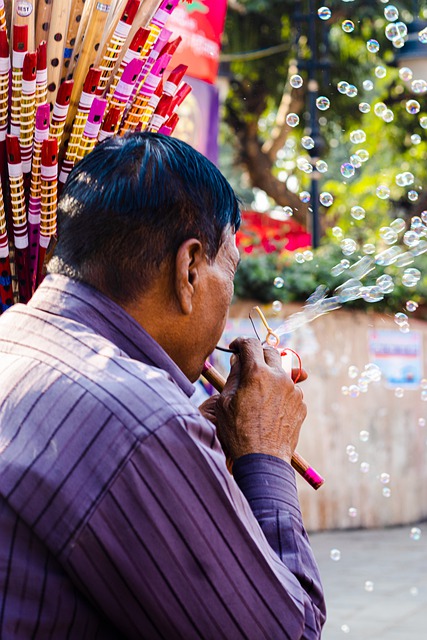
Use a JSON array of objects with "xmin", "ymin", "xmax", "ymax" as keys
[
  {"xmin": 19, "ymin": 51, "xmax": 37, "ymax": 175},
  {"xmin": 37, "ymin": 137, "xmax": 58, "ymax": 287}
]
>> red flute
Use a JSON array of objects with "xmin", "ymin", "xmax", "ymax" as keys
[
  {"xmin": 75, "ymin": 97, "xmax": 108, "ymax": 162},
  {"xmin": 97, "ymin": 106, "xmax": 121, "ymax": 143},
  {"xmin": 0, "ymin": 29, "xmax": 9, "ymax": 144},
  {"xmin": 0, "ymin": 177, "xmax": 13, "ymax": 312},
  {"xmin": 28, "ymin": 103, "xmax": 50, "ymax": 293},
  {"xmin": 159, "ymin": 34, "xmax": 182, "ymax": 58},
  {"xmin": 6, "ymin": 135, "xmax": 30, "ymax": 303},
  {"xmin": 170, "ymin": 81, "xmax": 192, "ymax": 114},
  {"xmin": 10, "ymin": 25, "xmax": 29, "ymax": 137},
  {"xmin": 202, "ymin": 361, "xmax": 325, "ymax": 490},
  {"xmin": 35, "ymin": 40, "xmax": 47, "ymax": 106},
  {"xmin": 163, "ymin": 64, "xmax": 188, "ymax": 99},
  {"xmin": 147, "ymin": 94, "xmax": 172, "ymax": 133},
  {"xmin": 20, "ymin": 51, "xmax": 38, "ymax": 176},
  {"xmin": 36, "ymin": 137, "xmax": 58, "ymax": 287},
  {"xmin": 158, "ymin": 111, "xmax": 179, "ymax": 136},
  {"xmin": 49, "ymin": 79, "xmax": 74, "ymax": 147}
]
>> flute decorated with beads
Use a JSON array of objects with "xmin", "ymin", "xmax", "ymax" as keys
[
  {"xmin": 147, "ymin": 93, "xmax": 171, "ymax": 132},
  {"xmin": 201, "ymin": 361, "xmax": 325, "ymax": 490},
  {"xmin": 97, "ymin": 105, "xmax": 120, "ymax": 143},
  {"xmin": 10, "ymin": 24, "xmax": 29, "ymax": 137},
  {"xmin": 103, "ymin": 56, "xmax": 143, "ymax": 136},
  {"xmin": 35, "ymin": 40, "xmax": 47, "ymax": 106},
  {"xmin": 105, "ymin": 26, "xmax": 150, "ymax": 102},
  {"xmin": 28, "ymin": 103, "xmax": 50, "ymax": 292},
  {"xmin": 138, "ymin": 76, "xmax": 163, "ymax": 130},
  {"xmin": 6, "ymin": 135, "xmax": 30, "ymax": 302},
  {"xmin": 75, "ymin": 97, "xmax": 107, "ymax": 162},
  {"xmin": 37, "ymin": 137, "xmax": 58, "ymax": 286},
  {"xmin": 20, "ymin": 51, "xmax": 37, "ymax": 175}
]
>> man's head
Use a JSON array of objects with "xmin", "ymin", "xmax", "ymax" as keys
[{"xmin": 49, "ymin": 132, "xmax": 241, "ymax": 380}]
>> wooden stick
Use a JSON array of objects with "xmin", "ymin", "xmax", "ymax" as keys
[
  {"xmin": 60, "ymin": 0, "xmax": 85, "ymax": 81},
  {"xmin": 46, "ymin": 0, "xmax": 71, "ymax": 108},
  {"xmin": 35, "ymin": 0, "xmax": 53, "ymax": 48},
  {"xmin": 202, "ymin": 361, "xmax": 325, "ymax": 490}
]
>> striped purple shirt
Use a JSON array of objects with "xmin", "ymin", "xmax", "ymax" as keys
[{"xmin": 0, "ymin": 274, "xmax": 325, "ymax": 639}]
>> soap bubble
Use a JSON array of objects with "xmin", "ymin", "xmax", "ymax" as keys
[
  {"xmin": 376, "ymin": 186, "xmax": 390, "ymax": 199},
  {"xmin": 367, "ymin": 39, "xmax": 380, "ymax": 53},
  {"xmin": 320, "ymin": 192, "xmax": 334, "ymax": 206},
  {"xmin": 346, "ymin": 84, "xmax": 358, "ymax": 97},
  {"xmin": 395, "ymin": 387, "xmax": 404, "ymax": 398},
  {"xmin": 340, "ymin": 238, "xmax": 357, "ymax": 255},
  {"xmin": 380, "ymin": 472, "xmax": 390, "ymax": 484},
  {"xmin": 380, "ymin": 227, "xmax": 398, "ymax": 245},
  {"xmin": 392, "ymin": 36, "xmax": 406, "ymax": 49},
  {"xmin": 348, "ymin": 507, "xmax": 358, "ymax": 518},
  {"xmin": 299, "ymin": 191, "xmax": 311, "ymax": 203},
  {"xmin": 357, "ymin": 150, "xmax": 370, "ymax": 163},
  {"xmin": 318, "ymin": 7, "xmax": 331, "ymax": 20},
  {"xmin": 364, "ymin": 581, "xmax": 374, "ymax": 592},
  {"xmin": 411, "ymin": 79, "xmax": 427, "ymax": 94},
  {"xmin": 390, "ymin": 217, "xmax": 406, "ymax": 232},
  {"xmin": 375, "ymin": 66, "xmax": 387, "ymax": 78},
  {"xmin": 341, "ymin": 385, "xmax": 349, "ymax": 395},
  {"xmin": 411, "ymin": 134, "xmax": 421, "ymax": 145},
  {"xmin": 399, "ymin": 67, "xmax": 413, "ymax": 81},
  {"xmin": 341, "ymin": 625, "xmax": 351, "ymax": 634},
  {"xmin": 272, "ymin": 300, "xmax": 282, "ymax": 312},
  {"xmin": 374, "ymin": 102, "xmax": 387, "ymax": 117},
  {"xmin": 337, "ymin": 81, "xmax": 350, "ymax": 94},
  {"xmin": 348, "ymin": 385, "xmax": 360, "ymax": 399},
  {"xmin": 402, "ymin": 268, "xmax": 421, "ymax": 287},
  {"xmin": 316, "ymin": 159, "xmax": 328, "ymax": 173},
  {"xmin": 295, "ymin": 252, "xmax": 305, "ymax": 264},
  {"xmin": 383, "ymin": 487, "xmax": 391, "ymax": 498},
  {"xmin": 359, "ymin": 102, "xmax": 371, "ymax": 113},
  {"xmin": 384, "ymin": 5, "xmax": 399, "ymax": 20},
  {"xmin": 410, "ymin": 527, "xmax": 422, "ymax": 541},
  {"xmin": 394, "ymin": 312, "xmax": 408, "ymax": 326},
  {"xmin": 330, "ymin": 548, "xmax": 341, "ymax": 561},
  {"xmin": 360, "ymin": 430, "xmax": 370, "ymax": 442},
  {"xmin": 383, "ymin": 109, "xmax": 394, "ymax": 123},
  {"xmin": 341, "ymin": 163, "xmax": 355, "ymax": 178},
  {"xmin": 350, "ymin": 154, "xmax": 362, "ymax": 168},
  {"xmin": 360, "ymin": 462, "xmax": 370, "ymax": 473},
  {"xmin": 376, "ymin": 274, "xmax": 394, "ymax": 293},
  {"xmin": 342, "ymin": 20, "xmax": 355, "ymax": 32},
  {"xmin": 408, "ymin": 190, "xmax": 419, "ymax": 202},
  {"xmin": 406, "ymin": 300, "xmax": 418, "ymax": 312},
  {"xmin": 406, "ymin": 100, "xmax": 421, "ymax": 114},
  {"xmin": 420, "ymin": 116, "xmax": 427, "ymax": 129},
  {"xmin": 301, "ymin": 136, "xmax": 315, "ymax": 149},
  {"xmin": 403, "ymin": 231, "xmax": 420, "ymax": 248},
  {"xmin": 274, "ymin": 276, "xmax": 284, "ymax": 288},
  {"xmin": 395, "ymin": 21, "xmax": 408, "ymax": 37},
  {"xmin": 363, "ymin": 79, "xmax": 374, "ymax": 91},
  {"xmin": 419, "ymin": 27, "xmax": 427, "ymax": 44},
  {"xmin": 348, "ymin": 365, "xmax": 359, "ymax": 378},
  {"xmin": 349, "ymin": 129, "xmax": 366, "ymax": 143},
  {"xmin": 290, "ymin": 74, "xmax": 303, "ymax": 89},
  {"xmin": 316, "ymin": 96, "xmax": 330, "ymax": 110},
  {"xmin": 346, "ymin": 445, "xmax": 356, "ymax": 455},
  {"xmin": 385, "ymin": 23, "xmax": 400, "ymax": 40},
  {"xmin": 351, "ymin": 206, "xmax": 365, "ymax": 220},
  {"xmin": 363, "ymin": 243, "xmax": 376, "ymax": 254},
  {"xmin": 286, "ymin": 113, "xmax": 300, "ymax": 127}
]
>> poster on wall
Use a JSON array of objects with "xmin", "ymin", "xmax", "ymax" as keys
[{"xmin": 368, "ymin": 329, "xmax": 423, "ymax": 388}]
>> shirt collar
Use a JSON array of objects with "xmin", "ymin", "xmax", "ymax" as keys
[{"xmin": 29, "ymin": 274, "xmax": 195, "ymax": 398}]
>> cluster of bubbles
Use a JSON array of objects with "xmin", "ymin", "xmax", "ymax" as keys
[{"xmin": 341, "ymin": 363, "xmax": 382, "ymax": 397}]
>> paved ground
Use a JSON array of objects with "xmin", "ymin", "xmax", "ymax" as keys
[{"xmin": 310, "ymin": 523, "xmax": 427, "ymax": 639}]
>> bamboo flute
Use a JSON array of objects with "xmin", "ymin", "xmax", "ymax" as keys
[
  {"xmin": 12, "ymin": 0, "xmax": 36, "ymax": 51},
  {"xmin": 19, "ymin": 51, "xmax": 37, "ymax": 176},
  {"xmin": 49, "ymin": 79, "xmax": 74, "ymax": 148},
  {"xmin": 60, "ymin": 0, "xmax": 86, "ymax": 81},
  {"xmin": 36, "ymin": 136, "xmax": 57, "ymax": 286},
  {"xmin": 102, "ymin": 56, "xmax": 142, "ymax": 136},
  {"xmin": 35, "ymin": 0, "xmax": 53, "ymax": 48},
  {"xmin": 0, "ymin": 0, "xmax": 8, "ymax": 34},
  {"xmin": 46, "ymin": 0, "xmax": 72, "ymax": 108},
  {"xmin": 10, "ymin": 24, "xmax": 29, "ymax": 137},
  {"xmin": 35, "ymin": 39, "xmax": 47, "ymax": 106},
  {"xmin": 74, "ymin": 97, "xmax": 107, "ymax": 162},
  {"xmin": 202, "ymin": 361, "xmax": 325, "ymax": 490},
  {"xmin": 103, "ymin": 26, "xmax": 150, "ymax": 102}
]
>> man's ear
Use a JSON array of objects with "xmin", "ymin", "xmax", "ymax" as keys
[{"xmin": 174, "ymin": 238, "xmax": 204, "ymax": 315}]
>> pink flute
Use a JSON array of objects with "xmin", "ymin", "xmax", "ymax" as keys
[
  {"xmin": 97, "ymin": 106, "xmax": 122, "ymax": 143},
  {"xmin": 6, "ymin": 135, "xmax": 30, "ymax": 303},
  {"xmin": 147, "ymin": 94, "xmax": 172, "ymax": 133},
  {"xmin": 49, "ymin": 79, "xmax": 74, "ymax": 148},
  {"xmin": 128, "ymin": 27, "xmax": 172, "ymax": 108},
  {"xmin": 151, "ymin": 0, "xmax": 180, "ymax": 35},
  {"xmin": 35, "ymin": 40, "xmax": 47, "ymax": 107},
  {"xmin": 202, "ymin": 361, "xmax": 325, "ymax": 490},
  {"xmin": 103, "ymin": 57, "xmax": 143, "ymax": 136},
  {"xmin": 103, "ymin": 27, "xmax": 151, "ymax": 100},
  {"xmin": 158, "ymin": 111, "xmax": 179, "ymax": 136},
  {"xmin": 75, "ymin": 97, "xmax": 108, "ymax": 162},
  {"xmin": 28, "ymin": 103, "xmax": 50, "ymax": 293},
  {"xmin": 10, "ymin": 25, "xmax": 29, "ymax": 137},
  {"xmin": 0, "ymin": 178, "xmax": 13, "ymax": 312},
  {"xmin": 36, "ymin": 137, "xmax": 58, "ymax": 287},
  {"xmin": 163, "ymin": 64, "xmax": 188, "ymax": 99},
  {"xmin": 20, "ymin": 51, "xmax": 38, "ymax": 176},
  {"xmin": 0, "ymin": 29, "xmax": 9, "ymax": 145},
  {"xmin": 138, "ymin": 77, "xmax": 163, "ymax": 131}
]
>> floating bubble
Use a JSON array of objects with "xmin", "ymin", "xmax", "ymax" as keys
[
  {"xmin": 403, "ymin": 230, "xmax": 420, "ymax": 248},
  {"xmin": 349, "ymin": 154, "xmax": 361, "ymax": 168},
  {"xmin": 301, "ymin": 135, "xmax": 315, "ymax": 149},
  {"xmin": 365, "ymin": 363, "xmax": 382, "ymax": 382},
  {"xmin": 400, "ymin": 323, "xmax": 410, "ymax": 334},
  {"xmin": 390, "ymin": 217, "xmax": 406, "ymax": 233},
  {"xmin": 395, "ymin": 21, "xmax": 408, "ymax": 37},
  {"xmin": 419, "ymin": 27, "xmax": 427, "ymax": 44},
  {"xmin": 411, "ymin": 216, "xmax": 423, "ymax": 229},
  {"xmin": 402, "ymin": 268, "xmax": 421, "ymax": 287},
  {"xmin": 420, "ymin": 116, "xmax": 427, "ymax": 129},
  {"xmin": 406, "ymin": 300, "xmax": 418, "ymax": 312},
  {"xmin": 375, "ymin": 66, "xmax": 387, "ymax": 78},
  {"xmin": 299, "ymin": 191, "xmax": 311, "ymax": 203},
  {"xmin": 385, "ymin": 23, "xmax": 400, "ymax": 40},
  {"xmin": 367, "ymin": 39, "xmax": 380, "ymax": 53},
  {"xmin": 295, "ymin": 253, "xmax": 305, "ymax": 264},
  {"xmin": 348, "ymin": 507, "xmax": 358, "ymax": 518},
  {"xmin": 316, "ymin": 159, "xmax": 328, "ymax": 173},
  {"xmin": 380, "ymin": 472, "xmax": 390, "ymax": 484},
  {"xmin": 364, "ymin": 581, "xmax": 374, "ymax": 592},
  {"xmin": 341, "ymin": 625, "xmax": 351, "ymax": 634},
  {"xmin": 273, "ymin": 276, "xmax": 284, "ymax": 289},
  {"xmin": 383, "ymin": 487, "xmax": 391, "ymax": 498},
  {"xmin": 422, "ymin": 390, "xmax": 427, "ymax": 401},
  {"xmin": 341, "ymin": 163, "xmax": 355, "ymax": 179},
  {"xmin": 349, "ymin": 129, "xmax": 366, "ymax": 143},
  {"xmin": 340, "ymin": 238, "xmax": 357, "ymax": 255},
  {"xmin": 376, "ymin": 186, "xmax": 390, "ymax": 199},
  {"xmin": 359, "ymin": 430, "xmax": 370, "ymax": 442},
  {"xmin": 375, "ymin": 246, "xmax": 402, "ymax": 266},
  {"xmin": 406, "ymin": 100, "xmax": 421, "ymax": 114},
  {"xmin": 419, "ymin": 418, "xmax": 426, "ymax": 427},
  {"xmin": 383, "ymin": 109, "xmax": 394, "ymax": 123},
  {"xmin": 342, "ymin": 20, "xmax": 355, "ymax": 32},
  {"xmin": 395, "ymin": 387, "xmax": 404, "ymax": 398},
  {"xmin": 320, "ymin": 192, "xmax": 334, "ymax": 206},
  {"xmin": 290, "ymin": 74, "xmax": 303, "ymax": 89},
  {"xmin": 348, "ymin": 365, "xmax": 359, "ymax": 378},
  {"xmin": 363, "ymin": 79, "xmax": 374, "ymax": 91},
  {"xmin": 348, "ymin": 385, "xmax": 360, "ymax": 399},
  {"xmin": 410, "ymin": 527, "xmax": 422, "ymax": 541},
  {"xmin": 303, "ymin": 250, "xmax": 314, "ymax": 261},
  {"xmin": 421, "ymin": 379, "xmax": 427, "ymax": 389},
  {"xmin": 318, "ymin": 7, "xmax": 331, "ymax": 20},
  {"xmin": 346, "ymin": 84, "xmax": 358, "ymax": 97},
  {"xmin": 362, "ymin": 286, "xmax": 384, "ymax": 303},
  {"xmin": 341, "ymin": 385, "xmax": 349, "ymax": 396},
  {"xmin": 384, "ymin": 4, "xmax": 399, "ymax": 20},
  {"xmin": 411, "ymin": 134, "xmax": 421, "ymax": 145},
  {"xmin": 374, "ymin": 102, "xmax": 387, "ymax": 117},
  {"xmin": 286, "ymin": 113, "xmax": 300, "ymax": 127},
  {"xmin": 359, "ymin": 102, "xmax": 371, "ymax": 113},
  {"xmin": 346, "ymin": 445, "xmax": 356, "ymax": 455},
  {"xmin": 350, "ymin": 205, "xmax": 365, "ymax": 220},
  {"xmin": 399, "ymin": 66, "xmax": 413, "ymax": 82},
  {"xmin": 272, "ymin": 300, "xmax": 283, "ymax": 313},
  {"xmin": 396, "ymin": 172, "xmax": 414, "ymax": 187},
  {"xmin": 332, "ymin": 226, "xmax": 344, "ymax": 239},
  {"xmin": 410, "ymin": 587, "xmax": 419, "ymax": 596},
  {"xmin": 395, "ymin": 312, "xmax": 408, "ymax": 326},
  {"xmin": 408, "ymin": 190, "xmax": 419, "ymax": 202},
  {"xmin": 360, "ymin": 462, "xmax": 370, "ymax": 473},
  {"xmin": 380, "ymin": 227, "xmax": 398, "ymax": 245},
  {"xmin": 330, "ymin": 548, "xmax": 341, "ymax": 561},
  {"xmin": 337, "ymin": 81, "xmax": 350, "ymax": 94},
  {"xmin": 363, "ymin": 243, "xmax": 376, "ymax": 254},
  {"xmin": 376, "ymin": 274, "xmax": 394, "ymax": 293},
  {"xmin": 411, "ymin": 79, "xmax": 427, "ymax": 94},
  {"xmin": 282, "ymin": 206, "xmax": 294, "ymax": 218},
  {"xmin": 393, "ymin": 36, "xmax": 406, "ymax": 49},
  {"xmin": 316, "ymin": 96, "xmax": 330, "ymax": 110}
]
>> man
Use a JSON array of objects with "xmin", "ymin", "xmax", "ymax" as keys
[{"xmin": 0, "ymin": 132, "xmax": 325, "ymax": 638}]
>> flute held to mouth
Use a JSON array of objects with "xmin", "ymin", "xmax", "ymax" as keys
[{"xmin": 202, "ymin": 340, "xmax": 324, "ymax": 491}]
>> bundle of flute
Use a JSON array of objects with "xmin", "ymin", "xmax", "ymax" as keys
[{"xmin": 0, "ymin": 0, "xmax": 193, "ymax": 312}]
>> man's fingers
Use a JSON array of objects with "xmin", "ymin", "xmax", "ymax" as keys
[{"xmin": 262, "ymin": 345, "xmax": 282, "ymax": 368}]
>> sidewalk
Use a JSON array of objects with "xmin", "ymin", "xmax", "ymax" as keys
[{"xmin": 310, "ymin": 524, "xmax": 427, "ymax": 639}]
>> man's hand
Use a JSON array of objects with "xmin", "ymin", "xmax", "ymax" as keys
[{"xmin": 199, "ymin": 338, "xmax": 307, "ymax": 464}]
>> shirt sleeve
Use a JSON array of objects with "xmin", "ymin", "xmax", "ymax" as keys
[{"xmin": 64, "ymin": 415, "xmax": 326, "ymax": 640}]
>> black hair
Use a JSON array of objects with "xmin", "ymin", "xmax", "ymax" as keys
[{"xmin": 48, "ymin": 132, "xmax": 241, "ymax": 303}]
